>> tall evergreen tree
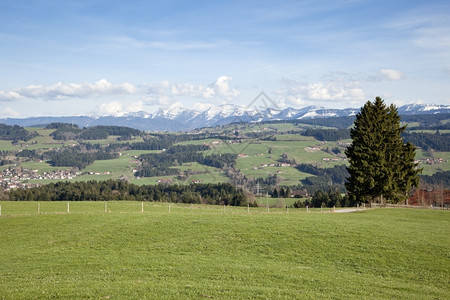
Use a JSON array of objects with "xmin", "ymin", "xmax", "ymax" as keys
[{"xmin": 345, "ymin": 97, "xmax": 421, "ymax": 203}]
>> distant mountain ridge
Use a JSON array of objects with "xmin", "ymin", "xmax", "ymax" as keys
[{"xmin": 1, "ymin": 103, "xmax": 449, "ymax": 131}]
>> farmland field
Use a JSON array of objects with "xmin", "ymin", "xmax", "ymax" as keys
[{"xmin": 0, "ymin": 204, "xmax": 448, "ymax": 299}]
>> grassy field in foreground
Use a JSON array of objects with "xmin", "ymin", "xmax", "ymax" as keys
[{"xmin": 0, "ymin": 205, "xmax": 449, "ymax": 299}]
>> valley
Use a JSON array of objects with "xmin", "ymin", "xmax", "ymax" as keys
[{"xmin": 1, "ymin": 114, "xmax": 449, "ymax": 203}]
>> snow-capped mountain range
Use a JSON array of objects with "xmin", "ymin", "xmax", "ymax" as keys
[{"xmin": 1, "ymin": 103, "xmax": 449, "ymax": 131}]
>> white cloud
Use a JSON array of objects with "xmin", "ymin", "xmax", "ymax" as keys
[
  {"xmin": 127, "ymin": 100, "xmax": 144, "ymax": 113},
  {"xmin": 0, "ymin": 90, "xmax": 23, "ymax": 101},
  {"xmin": 139, "ymin": 76, "xmax": 240, "ymax": 107},
  {"xmin": 98, "ymin": 101, "xmax": 124, "ymax": 116},
  {"xmin": 170, "ymin": 83, "xmax": 203, "ymax": 97},
  {"xmin": 0, "ymin": 107, "xmax": 20, "ymax": 118},
  {"xmin": 0, "ymin": 77, "xmax": 240, "ymax": 110},
  {"xmin": 281, "ymin": 74, "xmax": 366, "ymax": 107},
  {"xmin": 202, "ymin": 86, "xmax": 215, "ymax": 98},
  {"xmin": 212, "ymin": 76, "xmax": 240, "ymax": 98},
  {"xmin": 0, "ymin": 79, "xmax": 137, "ymax": 101},
  {"xmin": 97, "ymin": 100, "xmax": 144, "ymax": 116},
  {"xmin": 165, "ymin": 76, "xmax": 239, "ymax": 100},
  {"xmin": 381, "ymin": 69, "xmax": 404, "ymax": 80}
]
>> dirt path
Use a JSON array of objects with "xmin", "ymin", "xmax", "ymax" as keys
[{"xmin": 334, "ymin": 208, "xmax": 363, "ymax": 213}]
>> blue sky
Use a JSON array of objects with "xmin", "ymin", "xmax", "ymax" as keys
[{"xmin": 0, "ymin": 0, "xmax": 449, "ymax": 117}]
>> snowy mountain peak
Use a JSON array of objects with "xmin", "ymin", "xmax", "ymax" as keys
[{"xmin": 154, "ymin": 105, "xmax": 199, "ymax": 120}]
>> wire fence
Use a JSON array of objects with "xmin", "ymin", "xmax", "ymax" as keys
[
  {"xmin": 370, "ymin": 202, "xmax": 449, "ymax": 210},
  {"xmin": 0, "ymin": 201, "xmax": 347, "ymax": 217}
]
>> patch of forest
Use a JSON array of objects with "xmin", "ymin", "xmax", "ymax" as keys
[
  {"xmin": 0, "ymin": 124, "xmax": 38, "ymax": 141},
  {"xmin": 420, "ymin": 171, "xmax": 450, "ymax": 186},
  {"xmin": 296, "ymin": 164, "xmax": 349, "ymax": 193},
  {"xmin": 45, "ymin": 147, "xmax": 119, "ymax": 169},
  {"xmin": 302, "ymin": 128, "xmax": 350, "ymax": 141}
]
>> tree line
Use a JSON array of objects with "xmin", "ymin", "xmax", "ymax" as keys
[
  {"xmin": 302, "ymin": 128, "xmax": 350, "ymax": 141},
  {"xmin": 402, "ymin": 132, "xmax": 450, "ymax": 151},
  {"xmin": 6, "ymin": 180, "xmax": 247, "ymax": 205},
  {"xmin": 420, "ymin": 171, "xmax": 450, "ymax": 186},
  {"xmin": 292, "ymin": 190, "xmax": 357, "ymax": 208}
]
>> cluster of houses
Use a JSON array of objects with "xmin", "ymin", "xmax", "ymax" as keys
[
  {"xmin": 417, "ymin": 157, "xmax": 447, "ymax": 165},
  {"xmin": 0, "ymin": 168, "xmax": 79, "ymax": 190},
  {"xmin": 252, "ymin": 162, "xmax": 291, "ymax": 171},
  {"xmin": 322, "ymin": 157, "xmax": 344, "ymax": 162},
  {"xmin": 0, "ymin": 167, "xmax": 114, "ymax": 191}
]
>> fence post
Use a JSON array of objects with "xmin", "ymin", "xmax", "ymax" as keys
[
  {"xmin": 67, "ymin": 202, "xmax": 70, "ymax": 213},
  {"xmin": 38, "ymin": 202, "xmax": 40, "ymax": 214},
  {"xmin": 141, "ymin": 201, "xmax": 144, "ymax": 213},
  {"xmin": 0, "ymin": 205, "xmax": 2, "ymax": 217},
  {"xmin": 306, "ymin": 205, "xmax": 309, "ymax": 212},
  {"xmin": 105, "ymin": 201, "xmax": 107, "ymax": 213},
  {"xmin": 169, "ymin": 204, "xmax": 171, "ymax": 213}
]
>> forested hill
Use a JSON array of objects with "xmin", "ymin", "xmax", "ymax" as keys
[
  {"xmin": 0, "ymin": 124, "xmax": 38, "ymax": 141},
  {"xmin": 47, "ymin": 124, "xmax": 142, "ymax": 140}
]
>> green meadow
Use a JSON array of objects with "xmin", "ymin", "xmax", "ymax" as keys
[{"xmin": 0, "ymin": 204, "xmax": 448, "ymax": 299}]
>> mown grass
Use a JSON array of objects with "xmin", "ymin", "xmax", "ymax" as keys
[{"xmin": 0, "ymin": 205, "xmax": 448, "ymax": 299}]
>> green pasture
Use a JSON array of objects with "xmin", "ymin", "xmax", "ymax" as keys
[
  {"xmin": 416, "ymin": 150, "xmax": 450, "ymax": 176},
  {"xmin": 175, "ymin": 138, "xmax": 221, "ymax": 146},
  {"xmin": 409, "ymin": 129, "xmax": 450, "ymax": 134},
  {"xmin": 176, "ymin": 162, "xmax": 216, "ymax": 172},
  {"xmin": 236, "ymin": 164, "xmax": 308, "ymax": 184},
  {"xmin": 0, "ymin": 140, "xmax": 18, "ymax": 151},
  {"xmin": 75, "ymin": 151, "xmax": 157, "ymax": 181},
  {"xmin": 253, "ymin": 196, "xmax": 301, "ymax": 207},
  {"xmin": 273, "ymin": 134, "xmax": 315, "ymax": 141},
  {"xmin": 26, "ymin": 128, "xmax": 65, "ymax": 149},
  {"xmin": 80, "ymin": 135, "xmax": 145, "ymax": 145},
  {"xmin": 0, "ymin": 205, "xmax": 448, "ymax": 299},
  {"xmin": 129, "ymin": 163, "xmax": 229, "ymax": 186}
]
